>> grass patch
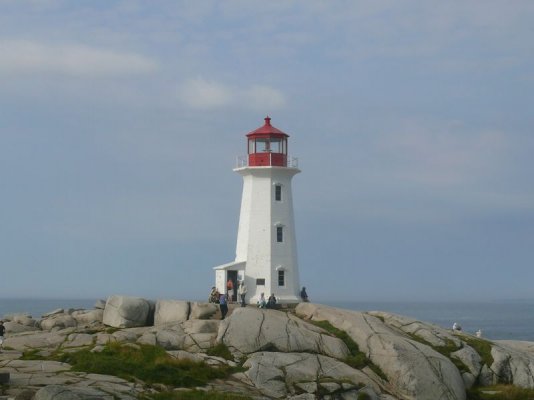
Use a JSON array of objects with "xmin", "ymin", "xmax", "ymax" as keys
[
  {"xmin": 57, "ymin": 342, "xmax": 235, "ymax": 388},
  {"xmin": 205, "ymin": 343, "xmax": 233, "ymax": 361},
  {"xmin": 461, "ymin": 335, "xmax": 494, "ymax": 367},
  {"xmin": 467, "ymin": 385, "xmax": 534, "ymax": 400},
  {"xmin": 144, "ymin": 390, "xmax": 253, "ymax": 400},
  {"xmin": 373, "ymin": 315, "xmax": 385, "ymax": 323},
  {"xmin": 311, "ymin": 320, "xmax": 388, "ymax": 381},
  {"xmin": 405, "ymin": 333, "xmax": 469, "ymax": 373},
  {"xmin": 20, "ymin": 349, "xmax": 49, "ymax": 360}
]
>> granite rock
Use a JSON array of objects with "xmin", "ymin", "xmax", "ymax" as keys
[{"xmin": 103, "ymin": 296, "xmax": 150, "ymax": 328}]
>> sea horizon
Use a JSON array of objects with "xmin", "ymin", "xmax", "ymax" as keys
[{"xmin": 1, "ymin": 297, "xmax": 533, "ymax": 342}]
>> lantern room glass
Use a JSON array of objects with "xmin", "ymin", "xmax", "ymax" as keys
[{"xmin": 248, "ymin": 138, "xmax": 287, "ymax": 155}]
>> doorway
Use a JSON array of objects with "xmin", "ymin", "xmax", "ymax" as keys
[{"xmin": 227, "ymin": 270, "xmax": 238, "ymax": 303}]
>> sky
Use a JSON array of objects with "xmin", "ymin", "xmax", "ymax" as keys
[{"xmin": 0, "ymin": 1, "xmax": 533, "ymax": 302}]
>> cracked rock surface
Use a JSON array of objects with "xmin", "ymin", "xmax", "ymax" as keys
[
  {"xmin": 216, "ymin": 307, "xmax": 350, "ymax": 359},
  {"xmin": 296, "ymin": 303, "xmax": 467, "ymax": 400},
  {"xmin": 2, "ymin": 298, "xmax": 534, "ymax": 400}
]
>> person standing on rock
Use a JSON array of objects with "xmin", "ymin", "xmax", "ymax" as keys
[
  {"xmin": 300, "ymin": 287, "xmax": 309, "ymax": 302},
  {"xmin": 219, "ymin": 293, "xmax": 229, "ymax": 319},
  {"xmin": 0, "ymin": 321, "xmax": 5, "ymax": 351},
  {"xmin": 238, "ymin": 281, "xmax": 247, "ymax": 307},
  {"xmin": 226, "ymin": 278, "xmax": 234, "ymax": 304}
]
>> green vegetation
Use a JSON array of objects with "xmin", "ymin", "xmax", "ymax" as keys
[
  {"xmin": 461, "ymin": 335, "xmax": 495, "ymax": 367},
  {"xmin": 144, "ymin": 390, "xmax": 253, "ymax": 400},
  {"xmin": 56, "ymin": 342, "xmax": 236, "ymax": 388},
  {"xmin": 206, "ymin": 343, "xmax": 233, "ymax": 361},
  {"xmin": 20, "ymin": 349, "xmax": 49, "ymax": 360},
  {"xmin": 311, "ymin": 320, "xmax": 388, "ymax": 381},
  {"xmin": 467, "ymin": 385, "xmax": 534, "ymax": 400},
  {"xmin": 357, "ymin": 393, "xmax": 372, "ymax": 400},
  {"xmin": 405, "ymin": 333, "xmax": 469, "ymax": 373}
]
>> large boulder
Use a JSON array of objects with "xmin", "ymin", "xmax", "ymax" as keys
[
  {"xmin": 296, "ymin": 303, "xmax": 466, "ymax": 400},
  {"xmin": 94, "ymin": 299, "xmax": 106, "ymax": 310},
  {"xmin": 489, "ymin": 341, "xmax": 534, "ymax": 388},
  {"xmin": 190, "ymin": 302, "xmax": 218, "ymax": 319},
  {"xmin": 2, "ymin": 331, "xmax": 68, "ymax": 351},
  {"xmin": 71, "ymin": 309, "xmax": 104, "ymax": 325},
  {"xmin": 40, "ymin": 314, "xmax": 77, "ymax": 331},
  {"xmin": 3, "ymin": 321, "xmax": 39, "ymax": 334},
  {"xmin": 243, "ymin": 352, "xmax": 379, "ymax": 399},
  {"xmin": 103, "ymin": 296, "xmax": 150, "ymax": 328},
  {"xmin": 217, "ymin": 307, "xmax": 349, "ymax": 359},
  {"xmin": 154, "ymin": 300, "xmax": 190, "ymax": 325},
  {"xmin": 11, "ymin": 314, "xmax": 37, "ymax": 327},
  {"xmin": 42, "ymin": 308, "xmax": 65, "ymax": 318},
  {"xmin": 151, "ymin": 320, "xmax": 219, "ymax": 352},
  {"xmin": 369, "ymin": 311, "xmax": 462, "ymax": 348}
]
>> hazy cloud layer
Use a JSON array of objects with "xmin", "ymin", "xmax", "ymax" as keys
[
  {"xmin": 0, "ymin": 1, "xmax": 533, "ymax": 301},
  {"xmin": 0, "ymin": 39, "xmax": 158, "ymax": 76},
  {"xmin": 178, "ymin": 77, "xmax": 286, "ymax": 110}
]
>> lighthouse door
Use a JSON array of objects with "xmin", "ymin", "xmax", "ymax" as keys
[{"xmin": 227, "ymin": 270, "xmax": 238, "ymax": 303}]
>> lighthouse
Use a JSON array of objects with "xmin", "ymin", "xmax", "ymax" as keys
[{"xmin": 214, "ymin": 117, "xmax": 301, "ymax": 304}]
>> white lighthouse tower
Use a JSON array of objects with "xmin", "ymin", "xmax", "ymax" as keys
[{"xmin": 214, "ymin": 117, "xmax": 301, "ymax": 304}]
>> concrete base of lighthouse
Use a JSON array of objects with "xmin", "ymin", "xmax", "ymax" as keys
[{"xmin": 214, "ymin": 261, "xmax": 301, "ymax": 305}]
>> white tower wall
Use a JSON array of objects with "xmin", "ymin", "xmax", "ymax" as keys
[{"xmin": 234, "ymin": 166, "xmax": 300, "ymax": 303}]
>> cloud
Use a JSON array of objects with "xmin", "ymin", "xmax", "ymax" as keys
[
  {"xmin": 373, "ymin": 118, "xmax": 508, "ymax": 187},
  {"xmin": 0, "ymin": 39, "xmax": 158, "ymax": 77},
  {"xmin": 178, "ymin": 77, "xmax": 233, "ymax": 109},
  {"xmin": 243, "ymin": 85, "xmax": 286, "ymax": 110},
  {"xmin": 178, "ymin": 77, "xmax": 286, "ymax": 110}
]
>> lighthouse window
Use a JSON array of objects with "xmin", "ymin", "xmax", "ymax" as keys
[
  {"xmin": 276, "ymin": 226, "xmax": 283, "ymax": 242},
  {"xmin": 275, "ymin": 185, "xmax": 282, "ymax": 201},
  {"xmin": 256, "ymin": 138, "xmax": 270, "ymax": 152},
  {"xmin": 278, "ymin": 270, "xmax": 285, "ymax": 286},
  {"xmin": 270, "ymin": 138, "xmax": 281, "ymax": 153}
]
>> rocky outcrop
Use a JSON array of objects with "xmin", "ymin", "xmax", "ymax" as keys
[
  {"xmin": 0, "ymin": 359, "xmax": 142, "ymax": 400},
  {"xmin": 102, "ymin": 295, "xmax": 151, "ymax": 328},
  {"xmin": 40, "ymin": 314, "xmax": 77, "ymax": 331},
  {"xmin": 190, "ymin": 302, "xmax": 218, "ymax": 319},
  {"xmin": 217, "ymin": 308, "xmax": 350, "ymax": 359},
  {"xmin": 2, "ymin": 298, "xmax": 534, "ymax": 400},
  {"xmin": 3, "ymin": 331, "xmax": 70, "ymax": 351},
  {"xmin": 243, "ymin": 351, "xmax": 380, "ymax": 399},
  {"xmin": 71, "ymin": 309, "xmax": 103, "ymax": 326},
  {"xmin": 489, "ymin": 341, "xmax": 534, "ymax": 387},
  {"xmin": 296, "ymin": 303, "xmax": 466, "ymax": 400},
  {"xmin": 154, "ymin": 300, "xmax": 190, "ymax": 325}
]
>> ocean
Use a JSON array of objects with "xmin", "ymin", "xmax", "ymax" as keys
[{"xmin": 1, "ymin": 298, "xmax": 532, "ymax": 342}]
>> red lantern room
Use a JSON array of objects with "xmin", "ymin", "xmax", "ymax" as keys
[{"xmin": 246, "ymin": 116, "xmax": 289, "ymax": 167}]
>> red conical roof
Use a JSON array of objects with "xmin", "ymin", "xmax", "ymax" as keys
[{"xmin": 246, "ymin": 116, "xmax": 289, "ymax": 137}]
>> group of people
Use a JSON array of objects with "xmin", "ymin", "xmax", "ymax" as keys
[
  {"xmin": 209, "ymin": 280, "xmax": 310, "ymax": 319},
  {"xmin": 257, "ymin": 293, "xmax": 278, "ymax": 309},
  {"xmin": 208, "ymin": 279, "xmax": 249, "ymax": 319}
]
